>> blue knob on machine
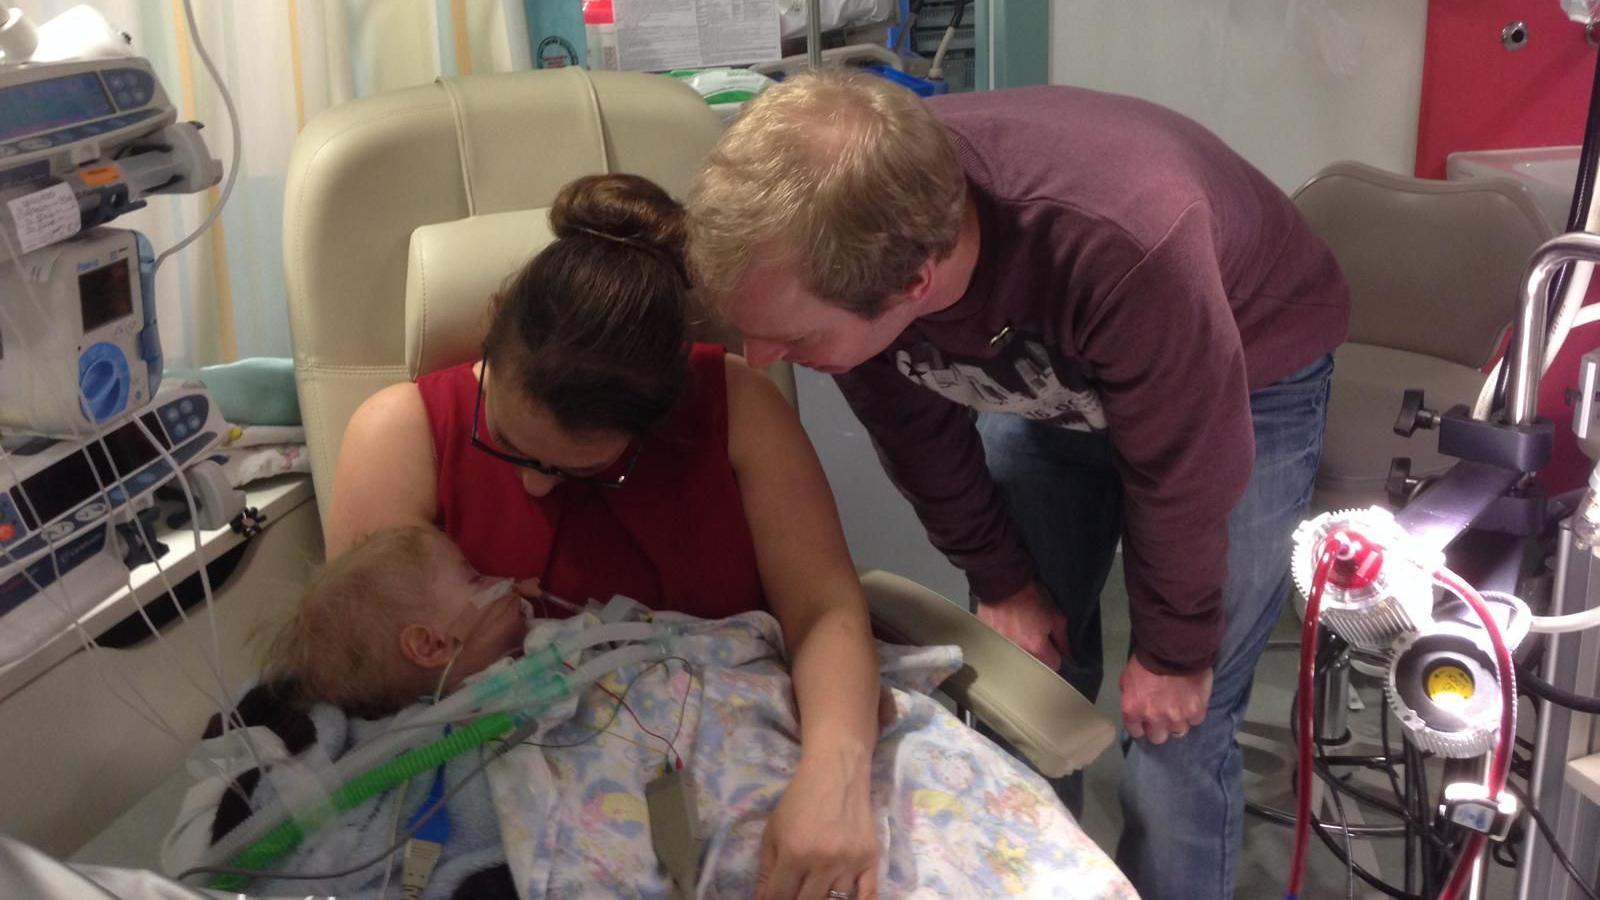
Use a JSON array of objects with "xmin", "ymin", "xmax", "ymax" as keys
[{"xmin": 78, "ymin": 344, "xmax": 131, "ymax": 424}]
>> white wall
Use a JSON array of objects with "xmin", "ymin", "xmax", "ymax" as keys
[
  {"xmin": 799, "ymin": 370, "xmax": 971, "ymax": 604},
  {"xmin": 1049, "ymin": 0, "xmax": 1429, "ymax": 191}
]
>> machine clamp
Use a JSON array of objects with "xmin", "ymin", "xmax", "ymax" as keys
[{"xmin": 1440, "ymin": 782, "xmax": 1520, "ymax": 841}]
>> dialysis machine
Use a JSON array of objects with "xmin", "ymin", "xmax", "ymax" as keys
[{"xmin": 0, "ymin": 11, "xmax": 235, "ymax": 666}]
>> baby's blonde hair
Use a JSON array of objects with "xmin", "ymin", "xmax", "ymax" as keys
[
  {"xmin": 264, "ymin": 526, "xmax": 449, "ymax": 715},
  {"xmin": 686, "ymin": 70, "xmax": 967, "ymax": 318}
]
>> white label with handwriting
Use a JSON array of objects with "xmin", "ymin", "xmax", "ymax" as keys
[{"xmin": 7, "ymin": 183, "xmax": 80, "ymax": 255}]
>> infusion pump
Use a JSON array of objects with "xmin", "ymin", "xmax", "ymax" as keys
[
  {"xmin": 0, "ymin": 381, "xmax": 225, "ymax": 665},
  {"xmin": 0, "ymin": 52, "xmax": 218, "ymax": 435},
  {"xmin": 0, "ymin": 227, "xmax": 160, "ymax": 435}
]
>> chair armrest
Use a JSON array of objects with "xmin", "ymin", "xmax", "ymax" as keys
[{"xmin": 860, "ymin": 570, "xmax": 1116, "ymax": 778}]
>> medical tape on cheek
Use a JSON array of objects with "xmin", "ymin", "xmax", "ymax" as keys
[{"xmin": 470, "ymin": 578, "xmax": 515, "ymax": 610}]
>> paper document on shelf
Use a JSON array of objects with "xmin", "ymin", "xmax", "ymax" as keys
[{"xmin": 614, "ymin": 0, "xmax": 780, "ymax": 71}]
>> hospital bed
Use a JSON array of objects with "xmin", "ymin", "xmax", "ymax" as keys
[{"xmin": 0, "ymin": 67, "xmax": 1114, "ymax": 886}]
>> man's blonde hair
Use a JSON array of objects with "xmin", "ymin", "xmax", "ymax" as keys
[
  {"xmin": 264, "ymin": 527, "xmax": 448, "ymax": 715},
  {"xmin": 686, "ymin": 70, "xmax": 966, "ymax": 318}
]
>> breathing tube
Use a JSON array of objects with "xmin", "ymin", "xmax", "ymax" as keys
[
  {"xmin": 206, "ymin": 712, "xmax": 519, "ymax": 891},
  {"xmin": 192, "ymin": 620, "xmax": 672, "ymax": 879}
]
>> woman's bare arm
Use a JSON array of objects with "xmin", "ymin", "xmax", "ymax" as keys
[
  {"xmin": 324, "ymin": 382, "xmax": 440, "ymax": 557},
  {"xmin": 725, "ymin": 355, "xmax": 881, "ymax": 900}
]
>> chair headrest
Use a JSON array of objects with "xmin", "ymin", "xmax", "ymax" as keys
[{"xmin": 405, "ymin": 209, "xmax": 555, "ymax": 378}]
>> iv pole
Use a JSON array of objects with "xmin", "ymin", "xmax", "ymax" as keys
[{"xmin": 806, "ymin": 0, "xmax": 822, "ymax": 70}]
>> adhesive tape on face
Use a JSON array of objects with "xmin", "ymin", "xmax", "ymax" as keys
[{"xmin": 470, "ymin": 578, "xmax": 514, "ymax": 609}]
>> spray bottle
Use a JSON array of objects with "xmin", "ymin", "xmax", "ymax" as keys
[{"xmin": 583, "ymin": 0, "xmax": 618, "ymax": 71}]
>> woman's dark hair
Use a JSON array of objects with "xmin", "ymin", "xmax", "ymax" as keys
[{"xmin": 484, "ymin": 174, "xmax": 691, "ymax": 438}]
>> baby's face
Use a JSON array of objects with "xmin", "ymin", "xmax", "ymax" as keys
[{"xmin": 429, "ymin": 544, "xmax": 529, "ymax": 678}]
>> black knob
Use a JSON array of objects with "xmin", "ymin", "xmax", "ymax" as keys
[
  {"xmin": 1387, "ymin": 457, "xmax": 1419, "ymax": 507},
  {"xmin": 1394, "ymin": 389, "xmax": 1440, "ymax": 437}
]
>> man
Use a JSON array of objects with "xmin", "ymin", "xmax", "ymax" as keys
[{"xmin": 685, "ymin": 72, "xmax": 1348, "ymax": 900}]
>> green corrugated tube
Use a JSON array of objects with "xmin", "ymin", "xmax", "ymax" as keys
[{"xmin": 208, "ymin": 711, "xmax": 517, "ymax": 890}]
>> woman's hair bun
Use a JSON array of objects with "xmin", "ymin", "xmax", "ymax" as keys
[{"xmin": 550, "ymin": 173, "xmax": 686, "ymax": 256}]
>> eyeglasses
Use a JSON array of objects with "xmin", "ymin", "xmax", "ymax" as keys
[{"xmin": 469, "ymin": 365, "xmax": 639, "ymax": 488}]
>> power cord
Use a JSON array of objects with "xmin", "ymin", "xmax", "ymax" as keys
[
  {"xmin": 1519, "ymin": 665, "xmax": 1600, "ymax": 714},
  {"xmin": 152, "ymin": 0, "xmax": 241, "ymax": 277},
  {"xmin": 1506, "ymin": 780, "xmax": 1600, "ymax": 899},
  {"xmin": 1272, "ymin": 682, "xmax": 1430, "ymax": 900},
  {"xmin": 1315, "ymin": 740, "xmax": 1356, "ymax": 900},
  {"xmin": 1510, "ymin": 778, "xmax": 1600, "ymax": 896}
]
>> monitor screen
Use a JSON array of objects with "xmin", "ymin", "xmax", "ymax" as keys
[
  {"xmin": 79, "ymin": 258, "xmax": 133, "ymax": 333},
  {"xmin": 13, "ymin": 452, "xmax": 95, "ymax": 530},
  {"xmin": 9, "ymin": 414, "xmax": 168, "ymax": 530},
  {"xmin": 84, "ymin": 417, "xmax": 163, "ymax": 484},
  {"xmin": 0, "ymin": 72, "xmax": 115, "ymax": 143}
]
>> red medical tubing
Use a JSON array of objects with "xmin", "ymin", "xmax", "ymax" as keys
[
  {"xmin": 1434, "ymin": 566, "xmax": 1517, "ymax": 900},
  {"xmin": 1287, "ymin": 537, "xmax": 1341, "ymax": 900}
]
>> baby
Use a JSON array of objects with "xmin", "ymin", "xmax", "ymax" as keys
[{"xmin": 265, "ymin": 526, "xmax": 535, "ymax": 716}]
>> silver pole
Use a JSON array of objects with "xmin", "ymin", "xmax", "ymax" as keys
[
  {"xmin": 1507, "ymin": 232, "xmax": 1600, "ymax": 425},
  {"xmin": 806, "ymin": 0, "xmax": 822, "ymax": 70},
  {"xmin": 1314, "ymin": 645, "xmax": 1350, "ymax": 744}
]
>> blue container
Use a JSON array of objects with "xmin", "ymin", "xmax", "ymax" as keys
[{"xmin": 863, "ymin": 64, "xmax": 949, "ymax": 97}]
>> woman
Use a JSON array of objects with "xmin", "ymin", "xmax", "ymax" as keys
[{"xmin": 327, "ymin": 174, "xmax": 881, "ymax": 900}]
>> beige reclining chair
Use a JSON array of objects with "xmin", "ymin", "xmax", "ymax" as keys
[
  {"xmin": 283, "ymin": 67, "xmax": 1112, "ymax": 778},
  {"xmin": 1292, "ymin": 161, "xmax": 1553, "ymax": 512}
]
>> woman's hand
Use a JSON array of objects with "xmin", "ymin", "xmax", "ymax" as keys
[{"xmin": 756, "ymin": 753, "xmax": 879, "ymax": 900}]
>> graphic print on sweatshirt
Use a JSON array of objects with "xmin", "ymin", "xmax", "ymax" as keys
[{"xmin": 893, "ymin": 332, "xmax": 1107, "ymax": 431}]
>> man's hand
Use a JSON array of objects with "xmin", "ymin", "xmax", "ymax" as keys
[
  {"xmin": 1120, "ymin": 655, "xmax": 1211, "ymax": 744},
  {"xmin": 975, "ymin": 582, "xmax": 1068, "ymax": 670}
]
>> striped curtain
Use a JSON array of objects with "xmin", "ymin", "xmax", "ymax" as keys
[{"xmin": 13, "ymin": 0, "xmax": 534, "ymax": 367}]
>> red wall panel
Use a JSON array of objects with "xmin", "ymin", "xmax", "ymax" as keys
[
  {"xmin": 1417, "ymin": 2, "xmax": 1592, "ymax": 180},
  {"xmin": 1419, "ymin": 3, "xmax": 1597, "ymax": 490}
]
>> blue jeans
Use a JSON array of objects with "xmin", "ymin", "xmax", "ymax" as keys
[{"xmin": 977, "ymin": 354, "xmax": 1332, "ymax": 900}]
